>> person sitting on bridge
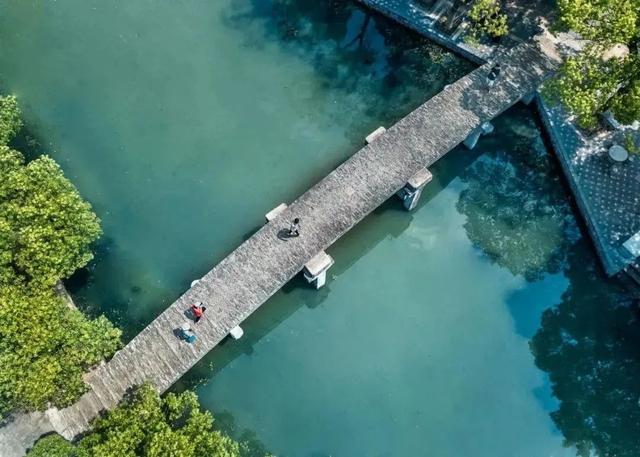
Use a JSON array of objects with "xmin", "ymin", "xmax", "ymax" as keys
[
  {"xmin": 288, "ymin": 217, "xmax": 301, "ymax": 237},
  {"xmin": 191, "ymin": 301, "xmax": 207, "ymax": 324},
  {"xmin": 179, "ymin": 322, "xmax": 197, "ymax": 343},
  {"xmin": 485, "ymin": 63, "xmax": 501, "ymax": 90}
]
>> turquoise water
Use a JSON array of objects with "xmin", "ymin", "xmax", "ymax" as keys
[
  {"xmin": 0, "ymin": 0, "xmax": 471, "ymax": 336},
  {"xmin": 176, "ymin": 106, "xmax": 583, "ymax": 456},
  {"xmin": 1, "ymin": 1, "xmax": 638, "ymax": 456}
]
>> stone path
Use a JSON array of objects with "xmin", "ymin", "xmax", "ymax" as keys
[{"xmin": 0, "ymin": 40, "xmax": 558, "ymax": 457}]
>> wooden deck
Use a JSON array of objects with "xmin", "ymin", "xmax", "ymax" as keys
[{"xmin": 0, "ymin": 39, "xmax": 559, "ymax": 457}]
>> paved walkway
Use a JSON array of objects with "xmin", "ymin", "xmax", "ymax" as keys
[{"xmin": 0, "ymin": 40, "xmax": 558, "ymax": 457}]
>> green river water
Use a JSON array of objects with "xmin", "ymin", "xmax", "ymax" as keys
[{"xmin": 1, "ymin": 1, "xmax": 638, "ymax": 456}]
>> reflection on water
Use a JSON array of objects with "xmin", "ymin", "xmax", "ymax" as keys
[
  {"xmin": 456, "ymin": 111, "xmax": 579, "ymax": 281},
  {"xmin": 224, "ymin": 0, "xmax": 472, "ymax": 121},
  {"xmin": 173, "ymin": 106, "xmax": 592, "ymax": 457},
  {"xmin": 459, "ymin": 107, "xmax": 640, "ymax": 456}
]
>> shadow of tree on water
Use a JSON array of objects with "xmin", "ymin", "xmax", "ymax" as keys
[
  {"xmin": 456, "ymin": 104, "xmax": 579, "ymax": 281},
  {"xmin": 221, "ymin": 0, "xmax": 474, "ymax": 131},
  {"xmin": 214, "ymin": 411, "xmax": 273, "ymax": 457},
  {"xmin": 531, "ymin": 242, "xmax": 640, "ymax": 457},
  {"xmin": 457, "ymin": 104, "xmax": 640, "ymax": 456}
]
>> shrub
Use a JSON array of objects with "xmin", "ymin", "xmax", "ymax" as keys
[
  {"xmin": 468, "ymin": 0, "xmax": 509, "ymax": 39},
  {"xmin": 27, "ymin": 434, "xmax": 75, "ymax": 457},
  {"xmin": 0, "ymin": 96, "xmax": 119, "ymax": 417},
  {"xmin": 0, "ymin": 95, "xmax": 22, "ymax": 146},
  {"xmin": 0, "ymin": 284, "xmax": 121, "ymax": 415},
  {"xmin": 27, "ymin": 384, "xmax": 262, "ymax": 457}
]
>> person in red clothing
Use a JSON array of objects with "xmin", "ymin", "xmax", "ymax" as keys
[{"xmin": 191, "ymin": 301, "xmax": 207, "ymax": 323}]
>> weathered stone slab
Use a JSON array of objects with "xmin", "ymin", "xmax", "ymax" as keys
[
  {"xmin": 365, "ymin": 126, "xmax": 387, "ymax": 144},
  {"xmin": 265, "ymin": 203, "xmax": 288, "ymax": 222},
  {"xmin": 407, "ymin": 167, "xmax": 433, "ymax": 189},
  {"xmin": 303, "ymin": 251, "xmax": 334, "ymax": 277}
]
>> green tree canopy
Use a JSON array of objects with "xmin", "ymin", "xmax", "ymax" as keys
[
  {"xmin": 0, "ymin": 145, "xmax": 102, "ymax": 286},
  {"xmin": 468, "ymin": 0, "xmax": 509, "ymax": 39},
  {"xmin": 0, "ymin": 284, "xmax": 120, "ymax": 415},
  {"xmin": 0, "ymin": 95, "xmax": 22, "ymax": 147},
  {"xmin": 24, "ymin": 434, "xmax": 75, "ymax": 457},
  {"xmin": 557, "ymin": 0, "xmax": 638, "ymax": 44},
  {"xmin": 0, "ymin": 95, "xmax": 119, "ymax": 417},
  {"xmin": 27, "ymin": 383, "xmax": 265, "ymax": 457},
  {"xmin": 549, "ymin": 0, "xmax": 640, "ymax": 128}
]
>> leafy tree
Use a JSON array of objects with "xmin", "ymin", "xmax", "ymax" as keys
[
  {"xmin": 557, "ymin": 0, "xmax": 638, "ymax": 44},
  {"xmin": 27, "ymin": 383, "xmax": 266, "ymax": 457},
  {"xmin": 0, "ymin": 95, "xmax": 119, "ymax": 417},
  {"xmin": 27, "ymin": 434, "xmax": 76, "ymax": 457},
  {"xmin": 0, "ymin": 95, "xmax": 22, "ymax": 146},
  {"xmin": 0, "ymin": 284, "xmax": 120, "ymax": 416},
  {"xmin": 0, "ymin": 145, "xmax": 102, "ymax": 286},
  {"xmin": 549, "ymin": 0, "xmax": 640, "ymax": 128},
  {"xmin": 609, "ymin": 75, "xmax": 640, "ymax": 124},
  {"xmin": 468, "ymin": 0, "xmax": 509, "ymax": 39},
  {"xmin": 547, "ymin": 44, "xmax": 640, "ymax": 128}
]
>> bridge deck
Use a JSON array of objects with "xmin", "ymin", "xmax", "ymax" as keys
[{"xmin": 0, "ymin": 40, "xmax": 558, "ymax": 456}]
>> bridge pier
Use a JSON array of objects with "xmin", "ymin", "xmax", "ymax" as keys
[
  {"xmin": 229, "ymin": 326, "xmax": 244, "ymax": 339},
  {"xmin": 463, "ymin": 121, "xmax": 494, "ymax": 149},
  {"xmin": 303, "ymin": 251, "xmax": 334, "ymax": 289},
  {"xmin": 396, "ymin": 167, "xmax": 433, "ymax": 211},
  {"xmin": 266, "ymin": 204, "xmax": 334, "ymax": 289}
]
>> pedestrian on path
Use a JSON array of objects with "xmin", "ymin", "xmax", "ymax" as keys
[
  {"xmin": 485, "ymin": 63, "xmax": 501, "ymax": 90},
  {"xmin": 191, "ymin": 301, "xmax": 207, "ymax": 324},
  {"xmin": 179, "ymin": 322, "xmax": 197, "ymax": 343},
  {"xmin": 288, "ymin": 217, "xmax": 301, "ymax": 237}
]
